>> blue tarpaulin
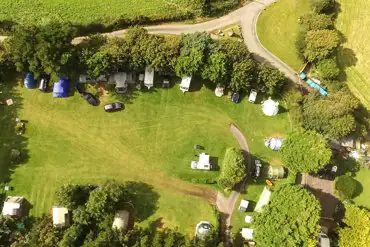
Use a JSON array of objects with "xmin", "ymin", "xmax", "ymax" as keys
[
  {"xmin": 24, "ymin": 72, "xmax": 36, "ymax": 89},
  {"xmin": 306, "ymin": 79, "xmax": 328, "ymax": 96},
  {"xmin": 53, "ymin": 78, "xmax": 69, "ymax": 98},
  {"xmin": 300, "ymin": 73, "xmax": 306, "ymax": 80}
]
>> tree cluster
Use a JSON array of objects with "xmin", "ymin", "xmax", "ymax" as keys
[
  {"xmin": 280, "ymin": 128, "xmax": 332, "ymax": 173},
  {"xmin": 217, "ymin": 147, "xmax": 246, "ymax": 190},
  {"xmin": 254, "ymin": 184, "xmax": 321, "ymax": 247}
]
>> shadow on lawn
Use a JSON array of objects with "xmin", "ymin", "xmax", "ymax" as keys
[
  {"xmin": 0, "ymin": 79, "xmax": 29, "ymax": 185},
  {"xmin": 125, "ymin": 181, "xmax": 160, "ymax": 222}
]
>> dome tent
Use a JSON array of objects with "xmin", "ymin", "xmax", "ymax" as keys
[
  {"xmin": 262, "ymin": 97, "xmax": 279, "ymax": 116},
  {"xmin": 24, "ymin": 72, "xmax": 37, "ymax": 89},
  {"xmin": 264, "ymin": 137, "xmax": 283, "ymax": 151},
  {"xmin": 53, "ymin": 78, "xmax": 69, "ymax": 98}
]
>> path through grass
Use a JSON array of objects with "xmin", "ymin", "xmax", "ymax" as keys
[
  {"xmin": 257, "ymin": 0, "xmax": 310, "ymax": 71},
  {"xmin": 3, "ymin": 77, "xmax": 289, "ymax": 234}
]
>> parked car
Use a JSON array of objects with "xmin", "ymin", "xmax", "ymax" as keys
[
  {"xmin": 82, "ymin": 92, "xmax": 98, "ymax": 106},
  {"xmin": 231, "ymin": 92, "xmax": 240, "ymax": 103},
  {"xmin": 104, "ymin": 102, "xmax": 124, "ymax": 112},
  {"xmin": 39, "ymin": 75, "xmax": 50, "ymax": 92},
  {"xmin": 248, "ymin": 89, "xmax": 257, "ymax": 103}
]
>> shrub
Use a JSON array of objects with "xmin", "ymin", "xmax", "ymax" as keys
[
  {"xmin": 217, "ymin": 147, "xmax": 246, "ymax": 190},
  {"xmin": 335, "ymin": 175, "xmax": 357, "ymax": 200},
  {"xmin": 310, "ymin": 0, "xmax": 335, "ymax": 14}
]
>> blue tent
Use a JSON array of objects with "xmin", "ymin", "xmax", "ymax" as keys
[
  {"xmin": 53, "ymin": 78, "xmax": 69, "ymax": 98},
  {"xmin": 24, "ymin": 73, "xmax": 37, "ymax": 89}
]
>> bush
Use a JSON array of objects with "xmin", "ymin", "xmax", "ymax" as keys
[
  {"xmin": 314, "ymin": 58, "xmax": 340, "ymax": 80},
  {"xmin": 335, "ymin": 175, "xmax": 357, "ymax": 200},
  {"xmin": 310, "ymin": 0, "xmax": 335, "ymax": 14},
  {"xmin": 217, "ymin": 147, "xmax": 246, "ymax": 190}
]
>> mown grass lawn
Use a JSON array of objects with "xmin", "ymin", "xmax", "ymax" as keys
[
  {"xmin": 335, "ymin": 0, "xmax": 370, "ymax": 108},
  {"xmin": 353, "ymin": 168, "xmax": 370, "ymax": 209},
  {"xmin": 1, "ymin": 76, "xmax": 289, "ymax": 235},
  {"xmin": 257, "ymin": 0, "xmax": 310, "ymax": 71}
]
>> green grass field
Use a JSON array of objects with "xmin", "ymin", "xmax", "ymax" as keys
[
  {"xmin": 353, "ymin": 168, "xmax": 370, "ymax": 209},
  {"xmin": 1, "ymin": 76, "xmax": 289, "ymax": 235},
  {"xmin": 335, "ymin": 0, "xmax": 370, "ymax": 108},
  {"xmin": 0, "ymin": 0, "xmax": 189, "ymax": 25},
  {"xmin": 257, "ymin": 0, "xmax": 310, "ymax": 71}
]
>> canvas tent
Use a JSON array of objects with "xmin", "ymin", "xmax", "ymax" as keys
[
  {"xmin": 24, "ymin": 73, "xmax": 36, "ymax": 89},
  {"xmin": 2, "ymin": 196, "xmax": 24, "ymax": 217},
  {"xmin": 112, "ymin": 210, "xmax": 130, "ymax": 230},
  {"xmin": 262, "ymin": 97, "xmax": 279, "ymax": 116},
  {"xmin": 268, "ymin": 165, "xmax": 285, "ymax": 179},
  {"xmin": 180, "ymin": 76, "xmax": 192, "ymax": 93},
  {"xmin": 53, "ymin": 78, "xmax": 69, "ymax": 98},
  {"xmin": 144, "ymin": 66, "xmax": 154, "ymax": 89},
  {"xmin": 254, "ymin": 186, "xmax": 272, "ymax": 213},
  {"xmin": 238, "ymin": 200, "xmax": 249, "ymax": 212},
  {"xmin": 191, "ymin": 153, "xmax": 211, "ymax": 170},
  {"xmin": 52, "ymin": 206, "xmax": 70, "ymax": 227},
  {"xmin": 241, "ymin": 228, "xmax": 253, "ymax": 240},
  {"xmin": 264, "ymin": 137, "xmax": 283, "ymax": 151}
]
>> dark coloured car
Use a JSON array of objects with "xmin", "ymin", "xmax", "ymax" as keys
[
  {"xmin": 104, "ymin": 102, "xmax": 124, "ymax": 112},
  {"xmin": 231, "ymin": 92, "xmax": 240, "ymax": 103},
  {"xmin": 39, "ymin": 75, "xmax": 50, "ymax": 92},
  {"xmin": 82, "ymin": 92, "xmax": 98, "ymax": 106}
]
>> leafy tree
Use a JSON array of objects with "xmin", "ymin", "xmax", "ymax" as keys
[
  {"xmin": 0, "ymin": 216, "xmax": 22, "ymax": 246},
  {"xmin": 84, "ymin": 49, "xmax": 114, "ymax": 78},
  {"xmin": 125, "ymin": 27, "xmax": 151, "ymax": 70},
  {"xmin": 151, "ymin": 36, "xmax": 180, "ymax": 75},
  {"xmin": 310, "ymin": 0, "xmax": 335, "ymax": 13},
  {"xmin": 229, "ymin": 59, "xmax": 256, "ymax": 92},
  {"xmin": 55, "ymin": 184, "xmax": 92, "ymax": 210},
  {"xmin": 314, "ymin": 58, "xmax": 340, "ymax": 79},
  {"xmin": 338, "ymin": 206, "xmax": 370, "ymax": 247},
  {"xmin": 304, "ymin": 29, "xmax": 340, "ymax": 62},
  {"xmin": 334, "ymin": 175, "xmax": 357, "ymax": 200},
  {"xmin": 86, "ymin": 188, "xmax": 111, "ymax": 220},
  {"xmin": 218, "ymin": 148, "xmax": 246, "ymax": 190},
  {"xmin": 218, "ymin": 39, "xmax": 251, "ymax": 63},
  {"xmin": 280, "ymin": 129, "xmax": 332, "ymax": 173},
  {"xmin": 201, "ymin": 52, "xmax": 228, "ymax": 84},
  {"xmin": 254, "ymin": 184, "xmax": 321, "ymax": 247},
  {"xmin": 27, "ymin": 215, "xmax": 64, "ymax": 247},
  {"xmin": 175, "ymin": 32, "xmax": 213, "ymax": 77},
  {"xmin": 257, "ymin": 64, "xmax": 286, "ymax": 96},
  {"xmin": 188, "ymin": 0, "xmax": 211, "ymax": 16},
  {"xmin": 7, "ymin": 22, "xmax": 77, "ymax": 77},
  {"xmin": 72, "ymin": 206, "xmax": 91, "ymax": 225},
  {"xmin": 302, "ymin": 91, "xmax": 361, "ymax": 138},
  {"xmin": 300, "ymin": 13, "xmax": 333, "ymax": 31},
  {"xmin": 58, "ymin": 224, "xmax": 84, "ymax": 247}
]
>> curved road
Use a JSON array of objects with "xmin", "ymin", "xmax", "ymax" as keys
[{"xmin": 0, "ymin": 0, "xmax": 298, "ymax": 83}]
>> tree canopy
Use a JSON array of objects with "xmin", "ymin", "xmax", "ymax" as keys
[
  {"xmin": 6, "ymin": 22, "xmax": 77, "ymax": 77},
  {"xmin": 304, "ymin": 29, "xmax": 340, "ymax": 62},
  {"xmin": 257, "ymin": 64, "xmax": 286, "ymax": 96},
  {"xmin": 280, "ymin": 129, "xmax": 332, "ymax": 172},
  {"xmin": 201, "ymin": 51, "xmax": 228, "ymax": 84},
  {"xmin": 229, "ymin": 59, "xmax": 256, "ymax": 92},
  {"xmin": 334, "ymin": 175, "xmax": 357, "ymax": 200},
  {"xmin": 254, "ymin": 184, "xmax": 321, "ymax": 247},
  {"xmin": 314, "ymin": 58, "xmax": 340, "ymax": 80},
  {"xmin": 302, "ymin": 91, "xmax": 361, "ymax": 138},
  {"xmin": 338, "ymin": 206, "xmax": 370, "ymax": 247},
  {"xmin": 217, "ymin": 147, "xmax": 246, "ymax": 190},
  {"xmin": 300, "ymin": 13, "xmax": 334, "ymax": 31}
]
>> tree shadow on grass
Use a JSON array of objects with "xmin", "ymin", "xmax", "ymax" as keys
[
  {"xmin": 124, "ymin": 181, "xmax": 159, "ymax": 222},
  {"xmin": 337, "ymin": 47, "xmax": 358, "ymax": 82},
  {"xmin": 352, "ymin": 179, "xmax": 363, "ymax": 198},
  {"xmin": 0, "ymin": 78, "xmax": 29, "ymax": 186}
]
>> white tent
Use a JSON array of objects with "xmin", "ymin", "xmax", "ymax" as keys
[
  {"xmin": 262, "ymin": 97, "xmax": 279, "ymax": 116},
  {"xmin": 112, "ymin": 210, "xmax": 130, "ymax": 230},
  {"xmin": 241, "ymin": 228, "xmax": 253, "ymax": 240},
  {"xmin": 2, "ymin": 196, "xmax": 24, "ymax": 217},
  {"xmin": 264, "ymin": 137, "xmax": 283, "ymax": 151},
  {"xmin": 254, "ymin": 186, "xmax": 272, "ymax": 213},
  {"xmin": 238, "ymin": 200, "xmax": 249, "ymax": 212},
  {"xmin": 180, "ymin": 76, "xmax": 192, "ymax": 93},
  {"xmin": 191, "ymin": 153, "xmax": 211, "ymax": 170},
  {"xmin": 144, "ymin": 66, "xmax": 154, "ymax": 89},
  {"xmin": 52, "ymin": 206, "xmax": 70, "ymax": 227}
]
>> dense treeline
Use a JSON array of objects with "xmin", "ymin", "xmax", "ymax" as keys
[
  {"xmin": 0, "ymin": 23, "xmax": 286, "ymax": 96},
  {"xmin": 0, "ymin": 180, "xmax": 221, "ymax": 247}
]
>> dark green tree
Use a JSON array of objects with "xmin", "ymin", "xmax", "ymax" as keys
[
  {"xmin": 334, "ymin": 175, "xmax": 357, "ymax": 200},
  {"xmin": 300, "ymin": 13, "xmax": 333, "ymax": 31},
  {"xmin": 254, "ymin": 184, "xmax": 321, "ymax": 247},
  {"xmin": 201, "ymin": 52, "xmax": 228, "ymax": 84},
  {"xmin": 55, "ymin": 184, "xmax": 92, "ymax": 210},
  {"xmin": 302, "ymin": 91, "xmax": 361, "ymax": 138},
  {"xmin": 314, "ymin": 58, "xmax": 340, "ymax": 80},
  {"xmin": 280, "ymin": 129, "xmax": 332, "ymax": 173},
  {"xmin": 27, "ymin": 215, "xmax": 64, "ymax": 247},
  {"xmin": 310, "ymin": 0, "xmax": 335, "ymax": 13},
  {"xmin": 257, "ymin": 64, "xmax": 286, "ymax": 96},
  {"xmin": 304, "ymin": 29, "xmax": 340, "ymax": 62},
  {"xmin": 229, "ymin": 59, "xmax": 256, "ymax": 92},
  {"xmin": 58, "ymin": 224, "xmax": 84, "ymax": 247},
  {"xmin": 218, "ymin": 39, "xmax": 251, "ymax": 63}
]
